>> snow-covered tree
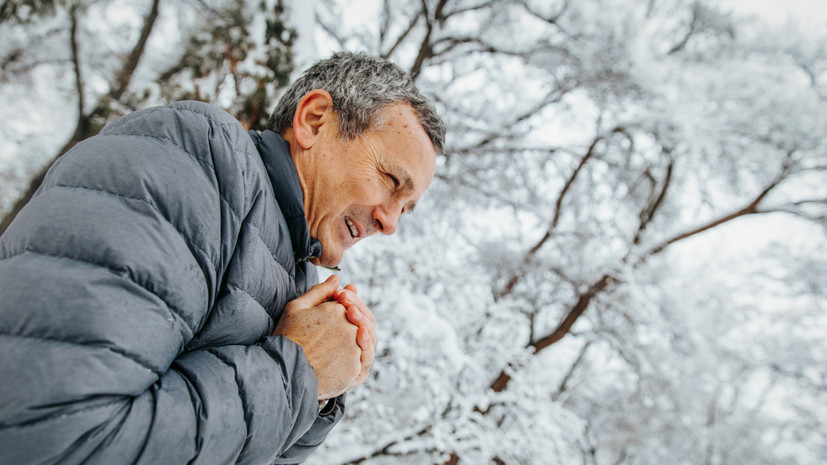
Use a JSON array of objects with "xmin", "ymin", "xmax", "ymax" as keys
[
  {"xmin": 0, "ymin": 0, "xmax": 295, "ymax": 231},
  {"xmin": 307, "ymin": 1, "xmax": 826, "ymax": 464},
  {"xmin": 1, "ymin": 1, "xmax": 825, "ymax": 464}
]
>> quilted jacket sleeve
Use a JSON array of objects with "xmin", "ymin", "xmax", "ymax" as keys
[
  {"xmin": 275, "ymin": 394, "xmax": 346, "ymax": 464},
  {"xmin": 0, "ymin": 102, "xmax": 335, "ymax": 464}
]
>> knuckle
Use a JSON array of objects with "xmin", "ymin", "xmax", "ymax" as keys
[{"xmin": 321, "ymin": 301, "xmax": 345, "ymax": 312}]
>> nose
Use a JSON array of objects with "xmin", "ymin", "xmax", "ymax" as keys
[{"xmin": 373, "ymin": 204, "xmax": 401, "ymax": 235}]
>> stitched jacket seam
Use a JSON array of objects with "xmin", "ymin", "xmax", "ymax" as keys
[
  {"xmin": 0, "ymin": 333, "xmax": 163, "ymax": 376},
  {"xmin": 47, "ymin": 183, "xmax": 215, "ymax": 267},
  {"xmin": 0, "ymin": 249, "xmax": 196, "ymax": 335}
]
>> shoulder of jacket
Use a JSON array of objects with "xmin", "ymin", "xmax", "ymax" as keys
[
  {"xmin": 167, "ymin": 101, "xmax": 240, "ymax": 126},
  {"xmin": 100, "ymin": 101, "xmax": 245, "ymax": 140}
]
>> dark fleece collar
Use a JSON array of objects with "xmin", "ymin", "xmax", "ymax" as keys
[{"xmin": 248, "ymin": 129, "xmax": 323, "ymax": 263}]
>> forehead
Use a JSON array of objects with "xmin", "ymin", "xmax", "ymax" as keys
[{"xmin": 371, "ymin": 103, "xmax": 437, "ymax": 189}]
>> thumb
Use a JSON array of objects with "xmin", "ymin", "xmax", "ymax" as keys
[{"xmin": 293, "ymin": 274, "xmax": 339, "ymax": 307}]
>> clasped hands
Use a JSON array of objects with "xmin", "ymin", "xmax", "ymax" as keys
[{"xmin": 273, "ymin": 275, "xmax": 376, "ymax": 400}]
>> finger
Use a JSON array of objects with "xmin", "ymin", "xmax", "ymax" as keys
[
  {"xmin": 294, "ymin": 275, "xmax": 339, "ymax": 307},
  {"xmin": 333, "ymin": 288, "xmax": 356, "ymax": 305},
  {"xmin": 344, "ymin": 306, "xmax": 377, "ymax": 354},
  {"xmin": 361, "ymin": 302, "xmax": 376, "ymax": 325},
  {"xmin": 357, "ymin": 326, "xmax": 373, "ymax": 364},
  {"xmin": 345, "ymin": 305, "xmax": 367, "ymax": 328},
  {"xmin": 356, "ymin": 327, "xmax": 375, "ymax": 386},
  {"xmin": 343, "ymin": 283, "xmax": 358, "ymax": 293},
  {"xmin": 368, "ymin": 321, "xmax": 377, "ymax": 350},
  {"xmin": 336, "ymin": 290, "xmax": 375, "ymax": 324}
]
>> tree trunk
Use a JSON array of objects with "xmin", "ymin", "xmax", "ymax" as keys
[{"xmin": 0, "ymin": 0, "xmax": 161, "ymax": 234}]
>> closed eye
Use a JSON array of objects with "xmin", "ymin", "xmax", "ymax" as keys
[{"xmin": 386, "ymin": 173, "xmax": 400, "ymax": 188}]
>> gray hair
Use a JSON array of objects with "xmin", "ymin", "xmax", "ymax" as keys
[{"xmin": 268, "ymin": 52, "xmax": 445, "ymax": 153}]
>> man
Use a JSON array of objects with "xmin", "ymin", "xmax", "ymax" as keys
[{"xmin": 0, "ymin": 52, "xmax": 445, "ymax": 464}]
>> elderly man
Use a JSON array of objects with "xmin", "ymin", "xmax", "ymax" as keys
[{"xmin": 0, "ymin": 52, "xmax": 445, "ymax": 464}]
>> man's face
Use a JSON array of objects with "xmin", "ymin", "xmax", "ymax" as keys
[{"xmin": 303, "ymin": 103, "xmax": 437, "ymax": 267}]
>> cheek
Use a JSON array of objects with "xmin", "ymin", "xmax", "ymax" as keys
[
  {"xmin": 345, "ymin": 190, "xmax": 377, "ymax": 211},
  {"xmin": 344, "ymin": 175, "xmax": 387, "ymax": 203}
]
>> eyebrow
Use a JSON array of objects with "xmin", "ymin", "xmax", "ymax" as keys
[
  {"xmin": 390, "ymin": 163, "xmax": 415, "ymax": 193},
  {"xmin": 398, "ymin": 173, "xmax": 418, "ymax": 214},
  {"xmin": 385, "ymin": 161, "xmax": 418, "ymax": 213}
]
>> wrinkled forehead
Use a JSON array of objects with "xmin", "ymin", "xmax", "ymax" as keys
[{"xmin": 383, "ymin": 111, "xmax": 437, "ymax": 191}]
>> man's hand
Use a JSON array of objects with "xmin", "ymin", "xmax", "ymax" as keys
[
  {"xmin": 273, "ymin": 275, "xmax": 364, "ymax": 400},
  {"xmin": 333, "ymin": 284, "xmax": 377, "ymax": 386}
]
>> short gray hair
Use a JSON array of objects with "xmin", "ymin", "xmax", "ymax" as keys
[{"xmin": 268, "ymin": 52, "xmax": 445, "ymax": 153}]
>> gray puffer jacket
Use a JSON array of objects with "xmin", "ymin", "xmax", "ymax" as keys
[{"xmin": 0, "ymin": 101, "xmax": 343, "ymax": 464}]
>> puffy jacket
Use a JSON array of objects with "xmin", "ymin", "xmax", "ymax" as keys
[{"xmin": 0, "ymin": 101, "xmax": 343, "ymax": 464}]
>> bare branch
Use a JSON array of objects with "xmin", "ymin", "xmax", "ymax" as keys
[
  {"xmin": 316, "ymin": 9, "xmax": 346, "ymax": 50},
  {"xmin": 345, "ymin": 401, "xmax": 456, "ymax": 464},
  {"xmin": 381, "ymin": 6, "xmax": 423, "ymax": 59},
  {"xmin": 495, "ymin": 130, "xmax": 602, "ymax": 300},
  {"xmin": 755, "ymin": 199, "xmax": 827, "ymax": 225},
  {"xmin": 109, "ymin": 0, "xmax": 161, "ymax": 101},
  {"xmin": 1, "ymin": 47, "xmax": 24, "ymax": 77},
  {"xmin": 644, "ymin": 170, "xmax": 787, "ymax": 257},
  {"xmin": 534, "ymin": 274, "xmax": 616, "ymax": 353},
  {"xmin": 409, "ymin": 0, "xmax": 449, "ymax": 79},
  {"xmin": 612, "ymin": 449, "xmax": 629, "ymax": 465},
  {"xmin": 769, "ymin": 363, "xmax": 827, "ymax": 393},
  {"xmin": 450, "ymin": 86, "xmax": 571, "ymax": 157},
  {"xmin": 519, "ymin": 0, "xmax": 569, "ymax": 28},
  {"xmin": 552, "ymin": 340, "xmax": 592, "ymax": 401},
  {"xmin": 431, "ymin": 36, "xmax": 497, "ymax": 55},
  {"xmin": 487, "ymin": 152, "xmax": 815, "ymax": 394},
  {"xmin": 68, "ymin": 4, "xmax": 85, "ymax": 119},
  {"xmin": 490, "ymin": 274, "xmax": 616, "ymax": 392},
  {"xmin": 668, "ymin": 3, "xmax": 700, "ymax": 55},
  {"xmin": 440, "ymin": 0, "xmax": 495, "ymax": 23},
  {"xmin": 379, "ymin": 0, "xmax": 392, "ymax": 45},
  {"xmin": 1, "ymin": 0, "xmax": 163, "ymax": 235},
  {"xmin": 633, "ymin": 153, "xmax": 674, "ymax": 245}
]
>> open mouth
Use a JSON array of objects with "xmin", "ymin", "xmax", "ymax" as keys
[{"xmin": 345, "ymin": 216, "xmax": 360, "ymax": 238}]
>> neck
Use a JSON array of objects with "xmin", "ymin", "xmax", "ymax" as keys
[{"xmin": 282, "ymin": 128, "xmax": 314, "ymax": 225}]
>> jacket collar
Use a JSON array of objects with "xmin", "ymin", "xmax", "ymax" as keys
[{"xmin": 248, "ymin": 129, "xmax": 323, "ymax": 263}]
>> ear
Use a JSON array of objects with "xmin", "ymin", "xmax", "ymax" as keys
[{"xmin": 292, "ymin": 89, "xmax": 334, "ymax": 149}]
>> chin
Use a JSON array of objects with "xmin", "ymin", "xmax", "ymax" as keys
[{"xmin": 313, "ymin": 250, "xmax": 343, "ymax": 269}]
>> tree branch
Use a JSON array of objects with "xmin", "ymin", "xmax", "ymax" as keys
[
  {"xmin": 519, "ymin": 0, "xmax": 569, "ymax": 27},
  {"xmin": 0, "ymin": 1, "xmax": 10, "ymax": 21},
  {"xmin": 381, "ymin": 6, "xmax": 422, "ymax": 59},
  {"xmin": 409, "ymin": 0, "xmax": 448, "ymax": 80},
  {"xmin": 633, "ymin": 153, "xmax": 674, "ymax": 245},
  {"xmin": 491, "ymin": 274, "xmax": 616, "ymax": 392},
  {"xmin": 644, "ymin": 170, "xmax": 786, "ymax": 257},
  {"xmin": 0, "ymin": 0, "xmax": 163, "ymax": 235},
  {"xmin": 69, "ymin": 4, "xmax": 85, "ymax": 123},
  {"xmin": 109, "ymin": 0, "xmax": 160, "ymax": 101},
  {"xmin": 668, "ymin": 3, "xmax": 700, "ymax": 55},
  {"xmin": 495, "ymin": 131, "xmax": 602, "ymax": 300},
  {"xmin": 450, "ymin": 86, "xmax": 571, "ymax": 158},
  {"xmin": 0, "ymin": 5, "xmax": 85, "ymax": 235},
  {"xmin": 488, "ymin": 153, "xmax": 810, "ymax": 395},
  {"xmin": 316, "ymin": 7, "xmax": 346, "ymax": 50},
  {"xmin": 431, "ymin": 36, "xmax": 497, "ymax": 56},
  {"xmin": 552, "ymin": 340, "xmax": 592, "ymax": 401},
  {"xmin": 440, "ymin": 1, "xmax": 495, "ymax": 23},
  {"xmin": 346, "ymin": 401, "xmax": 457, "ymax": 464}
]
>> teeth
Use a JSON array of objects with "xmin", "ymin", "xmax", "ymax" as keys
[{"xmin": 345, "ymin": 217, "xmax": 359, "ymax": 238}]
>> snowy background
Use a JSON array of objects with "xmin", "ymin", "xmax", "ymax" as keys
[{"xmin": 1, "ymin": 1, "xmax": 825, "ymax": 464}]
